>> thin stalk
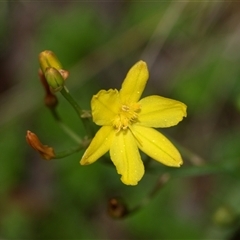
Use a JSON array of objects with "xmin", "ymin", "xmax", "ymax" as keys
[
  {"xmin": 130, "ymin": 173, "xmax": 171, "ymax": 215},
  {"xmin": 54, "ymin": 144, "xmax": 89, "ymax": 159},
  {"xmin": 60, "ymin": 86, "xmax": 83, "ymax": 118},
  {"xmin": 50, "ymin": 108, "xmax": 83, "ymax": 144},
  {"xmin": 60, "ymin": 86, "xmax": 93, "ymax": 136}
]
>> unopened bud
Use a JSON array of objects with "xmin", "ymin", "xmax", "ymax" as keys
[
  {"xmin": 45, "ymin": 67, "xmax": 65, "ymax": 92},
  {"xmin": 39, "ymin": 50, "xmax": 62, "ymax": 73},
  {"xmin": 45, "ymin": 94, "xmax": 58, "ymax": 108},
  {"xmin": 26, "ymin": 131, "xmax": 55, "ymax": 160},
  {"xmin": 39, "ymin": 69, "xmax": 58, "ymax": 108},
  {"xmin": 213, "ymin": 205, "xmax": 238, "ymax": 227},
  {"xmin": 58, "ymin": 69, "xmax": 69, "ymax": 80},
  {"xmin": 107, "ymin": 197, "xmax": 128, "ymax": 219}
]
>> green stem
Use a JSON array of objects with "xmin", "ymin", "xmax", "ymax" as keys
[
  {"xmin": 179, "ymin": 145, "xmax": 206, "ymax": 166},
  {"xmin": 47, "ymin": 108, "xmax": 90, "ymax": 159},
  {"xmin": 126, "ymin": 159, "xmax": 238, "ymax": 217},
  {"xmin": 60, "ymin": 86, "xmax": 83, "ymax": 117},
  {"xmin": 130, "ymin": 173, "xmax": 171, "ymax": 215},
  {"xmin": 60, "ymin": 86, "xmax": 93, "ymax": 136},
  {"xmin": 54, "ymin": 143, "xmax": 89, "ymax": 159},
  {"xmin": 50, "ymin": 108, "xmax": 83, "ymax": 144}
]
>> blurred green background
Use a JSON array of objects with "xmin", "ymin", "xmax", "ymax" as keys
[{"xmin": 1, "ymin": 1, "xmax": 240, "ymax": 239}]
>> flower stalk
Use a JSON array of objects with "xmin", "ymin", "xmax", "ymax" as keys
[
  {"xmin": 60, "ymin": 86, "xmax": 93, "ymax": 136},
  {"xmin": 26, "ymin": 130, "xmax": 88, "ymax": 160}
]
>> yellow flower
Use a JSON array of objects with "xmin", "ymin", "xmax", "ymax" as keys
[{"xmin": 80, "ymin": 61, "xmax": 187, "ymax": 185}]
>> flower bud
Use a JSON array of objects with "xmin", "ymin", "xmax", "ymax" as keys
[
  {"xmin": 44, "ymin": 67, "xmax": 65, "ymax": 92},
  {"xmin": 39, "ymin": 50, "xmax": 62, "ymax": 73},
  {"xmin": 213, "ymin": 205, "xmax": 238, "ymax": 227},
  {"xmin": 26, "ymin": 131, "xmax": 55, "ymax": 160},
  {"xmin": 107, "ymin": 197, "xmax": 129, "ymax": 219},
  {"xmin": 58, "ymin": 69, "xmax": 69, "ymax": 80},
  {"xmin": 45, "ymin": 94, "xmax": 58, "ymax": 108},
  {"xmin": 39, "ymin": 69, "xmax": 58, "ymax": 108}
]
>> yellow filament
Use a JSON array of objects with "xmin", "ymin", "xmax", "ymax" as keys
[{"xmin": 113, "ymin": 103, "xmax": 141, "ymax": 131}]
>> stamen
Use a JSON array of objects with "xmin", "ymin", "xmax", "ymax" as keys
[{"xmin": 112, "ymin": 103, "xmax": 141, "ymax": 131}]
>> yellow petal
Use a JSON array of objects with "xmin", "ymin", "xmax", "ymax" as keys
[
  {"xmin": 138, "ymin": 95, "xmax": 187, "ymax": 128},
  {"xmin": 120, "ymin": 61, "xmax": 149, "ymax": 103},
  {"xmin": 110, "ymin": 130, "xmax": 144, "ymax": 185},
  {"xmin": 91, "ymin": 89, "xmax": 120, "ymax": 126},
  {"xmin": 80, "ymin": 126, "xmax": 114, "ymax": 165},
  {"xmin": 131, "ymin": 125, "xmax": 183, "ymax": 167}
]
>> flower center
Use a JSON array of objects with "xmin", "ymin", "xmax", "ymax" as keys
[{"xmin": 113, "ymin": 102, "xmax": 141, "ymax": 131}]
